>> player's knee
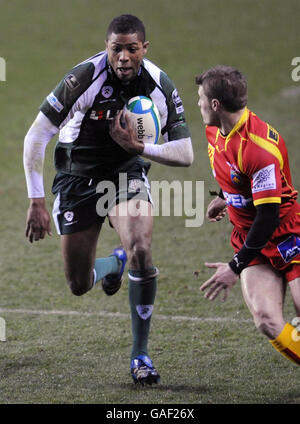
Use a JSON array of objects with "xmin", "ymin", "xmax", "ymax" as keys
[
  {"xmin": 67, "ymin": 276, "xmax": 91, "ymax": 296},
  {"xmin": 254, "ymin": 312, "xmax": 282, "ymax": 339},
  {"xmin": 128, "ymin": 240, "xmax": 151, "ymax": 269}
]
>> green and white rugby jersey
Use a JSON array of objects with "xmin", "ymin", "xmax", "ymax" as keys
[{"xmin": 40, "ymin": 51, "xmax": 190, "ymax": 179}]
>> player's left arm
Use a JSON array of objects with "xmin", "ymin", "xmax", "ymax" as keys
[
  {"xmin": 200, "ymin": 202, "xmax": 280, "ymax": 301},
  {"xmin": 141, "ymin": 136, "xmax": 193, "ymax": 167},
  {"xmin": 201, "ymin": 140, "xmax": 283, "ymax": 300},
  {"xmin": 228, "ymin": 202, "xmax": 280, "ymax": 274},
  {"xmin": 110, "ymin": 72, "xmax": 194, "ymax": 166},
  {"xmin": 228, "ymin": 147, "xmax": 283, "ymax": 274},
  {"xmin": 111, "ymin": 118, "xmax": 194, "ymax": 166}
]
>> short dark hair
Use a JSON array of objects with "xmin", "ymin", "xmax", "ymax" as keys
[
  {"xmin": 106, "ymin": 14, "xmax": 146, "ymax": 42},
  {"xmin": 195, "ymin": 65, "xmax": 248, "ymax": 112}
]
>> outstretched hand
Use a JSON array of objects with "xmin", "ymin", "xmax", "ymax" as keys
[
  {"xmin": 109, "ymin": 111, "xmax": 144, "ymax": 155},
  {"xmin": 206, "ymin": 196, "xmax": 227, "ymax": 222},
  {"xmin": 200, "ymin": 262, "xmax": 238, "ymax": 301},
  {"xmin": 25, "ymin": 199, "xmax": 52, "ymax": 243}
]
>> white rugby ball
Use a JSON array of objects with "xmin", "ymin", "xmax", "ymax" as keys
[{"xmin": 125, "ymin": 96, "xmax": 161, "ymax": 144}]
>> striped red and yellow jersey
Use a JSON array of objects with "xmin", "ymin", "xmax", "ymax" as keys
[{"xmin": 206, "ymin": 107, "xmax": 298, "ymax": 230}]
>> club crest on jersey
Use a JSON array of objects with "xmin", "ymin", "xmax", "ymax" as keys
[
  {"xmin": 101, "ymin": 85, "xmax": 113, "ymax": 98},
  {"xmin": 230, "ymin": 169, "xmax": 243, "ymax": 185},
  {"xmin": 277, "ymin": 235, "xmax": 300, "ymax": 263},
  {"xmin": 64, "ymin": 74, "xmax": 80, "ymax": 90},
  {"xmin": 226, "ymin": 161, "xmax": 243, "ymax": 186}
]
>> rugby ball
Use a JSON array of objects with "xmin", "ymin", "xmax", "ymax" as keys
[{"xmin": 125, "ymin": 96, "xmax": 161, "ymax": 144}]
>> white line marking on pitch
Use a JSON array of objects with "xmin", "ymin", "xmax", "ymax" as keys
[{"xmin": 0, "ymin": 307, "xmax": 251, "ymax": 323}]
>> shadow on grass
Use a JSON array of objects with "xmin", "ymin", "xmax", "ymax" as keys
[
  {"xmin": 120, "ymin": 382, "xmax": 212, "ymax": 395},
  {"xmin": 273, "ymin": 390, "xmax": 300, "ymax": 404},
  {"xmin": 1, "ymin": 355, "xmax": 50, "ymax": 378}
]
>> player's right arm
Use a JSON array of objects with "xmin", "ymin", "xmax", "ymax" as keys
[
  {"xmin": 24, "ymin": 111, "xmax": 59, "ymax": 242},
  {"xmin": 24, "ymin": 58, "xmax": 99, "ymax": 242}
]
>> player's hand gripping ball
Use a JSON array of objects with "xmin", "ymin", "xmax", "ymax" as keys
[{"xmin": 124, "ymin": 96, "xmax": 161, "ymax": 144}]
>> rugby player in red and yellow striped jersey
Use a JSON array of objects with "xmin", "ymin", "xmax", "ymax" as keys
[{"xmin": 196, "ymin": 65, "xmax": 300, "ymax": 365}]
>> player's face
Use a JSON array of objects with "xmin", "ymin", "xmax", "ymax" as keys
[
  {"xmin": 198, "ymin": 85, "xmax": 220, "ymax": 126},
  {"xmin": 106, "ymin": 32, "xmax": 149, "ymax": 82}
]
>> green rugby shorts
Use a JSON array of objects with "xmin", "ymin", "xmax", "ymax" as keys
[{"xmin": 52, "ymin": 159, "xmax": 152, "ymax": 235}]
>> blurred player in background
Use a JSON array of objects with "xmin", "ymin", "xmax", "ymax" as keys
[
  {"xmin": 196, "ymin": 65, "xmax": 300, "ymax": 365},
  {"xmin": 23, "ymin": 14, "xmax": 193, "ymax": 385}
]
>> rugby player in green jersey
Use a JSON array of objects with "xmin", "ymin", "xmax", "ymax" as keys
[{"xmin": 24, "ymin": 14, "xmax": 193, "ymax": 385}]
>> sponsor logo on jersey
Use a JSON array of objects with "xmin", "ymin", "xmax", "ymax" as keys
[
  {"xmin": 90, "ymin": 110, "xmax": 105, "ymax": 120},
  {"xmin": 277, "ymin": 235, "xmax": 300, "ymax": 263},
  {"xmin": 252, "ymin": 164, "xmax": 276, "ymax": 193},
  {"xmin": 64, "ymin": 74, "xmax": 80, "ymax": 90},
  {"xmin": 90, "ymin": 108, "xmax": 122, "ymax": 120},
  {"xmin": 267, "ymin": 125, "xmax": 279, "ymax": 144},
  {"xmin": 136, "ymin": 305, "xmax": 153, "ymax": 320},
  {"xmin": 172, "ymin": 89, "xmax": 184, "ymax": 114},
  {"xmin": 101, "ymin": 85, "xmax": 113, "ymax": 98},
  {"xmin": 223, "ymin": 191, "xmax": 252, "ymax": 208},
  {"xmin": 98, "ymin": 98, "xmax": 117, "ymax": 104},
  {"xmin": 47, "ymin": 92, "xmax": 64, "ymax": 113}
]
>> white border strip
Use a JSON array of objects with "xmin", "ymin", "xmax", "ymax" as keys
[{"xmin": 0, "ymin": 308, "xmax": 251, "ymax": 323}]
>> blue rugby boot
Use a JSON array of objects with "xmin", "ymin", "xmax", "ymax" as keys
[
  {"xmin": 102, "ymin": 246, "xmax": 127, "ymax": 296},
  {"xmin": 130, "ymin": 355, "xmax": 160, "ymax": 385}
]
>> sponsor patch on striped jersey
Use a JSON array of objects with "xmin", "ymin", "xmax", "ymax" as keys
[
  {"xmin": 267, "ymin": 125, "xmax": 279, "ymax": 143},
  {"xmin": 252, "ymin": 164, "xmax": 276, "ymax": 193}
]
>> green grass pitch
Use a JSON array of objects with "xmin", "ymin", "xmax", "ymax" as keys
[{"xmin": 0, "ymin": 0, "xmax": 300, "ymax": 404}]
